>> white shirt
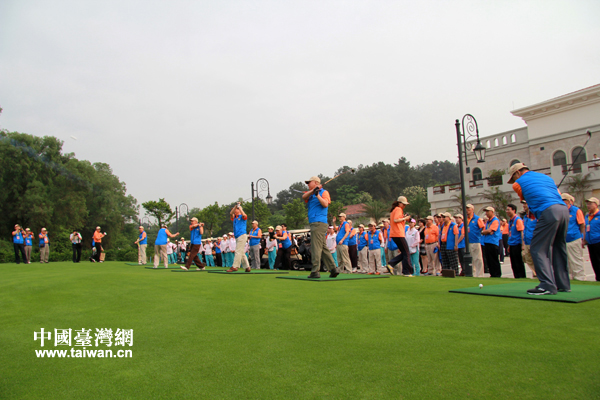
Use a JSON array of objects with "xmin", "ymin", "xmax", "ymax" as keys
[
  {"xmin": 166, "ymin": 242, "xmax": 176, "ymax": 254},
  {"xmin": 266, "ymin": 238, "xmax": 277, "ymax": 252},
  {"xmin": 405, "ymin": 227, "xmax": 420, "ymax": 254},
  {"xmin": 228, "ymin": 238, "xmax": 236, "ymax": 250},
  {"xmin": 203, "ymin": 243, "xmax": 213, "ymax": 254},
  {"xmin": 326, "ymin": 233, "xmax": 337, "ymax": 253},
  {"xmin": 219, "ymin": 240, "xmax": 228, "ymax": 252},
  {"xmin": 70, "ymin": 233, "xmax": 82, "ymax": 244}
]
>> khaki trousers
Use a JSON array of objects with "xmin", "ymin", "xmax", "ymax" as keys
[
  {"xmin": 521, "ymin": 244, "xmax": 536, "ymax": 275},
  {"xmin": 154, "ymin": 244, "xmax": 168, "ymax": 267},
  {"xmin": 138, "ymin": 244, "xmax": 147, "ymax": 264},
  {"xmin": 567, "ymin": 239, "xmax": 586, "ymax": 281},
  {"xmin": 310, "ymin": 222, "xmax": 336, "ymax": 273},
  {"xmin": 425, "ymin": 243, "xmax": 440, "ymax": 274},
  {"xmin": 232, "ymin": 234, "xmax": 250, "ymax": 269},
  {"xmin": 337, "ymin": 244, "xmax": 352, "ymax": 273},
  {"xmin": 25, "ymin": 246, "xmax": 32, "ymax": 263},
  {"xmin": 469, "ymin": 243, "xmax": 484, "ymax": 277},
  {"xmin": 358, "ymin": 247, "xmax": 368, "ymax": 271},
  {"xmin": 368, "ymin": 249, "xmax": 383, "ymax": 273},
  {"xmin": 40, "ymin": 245, "xmax": 49, "ymax": 263}
]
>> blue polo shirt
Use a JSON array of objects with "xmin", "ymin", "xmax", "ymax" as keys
[
  {"xmin": 523, "ymin": 213, "xmax": 537, "ymax": 245},
  {"xmin": 190, "ymin": 225, "xmax": 202, "ymax": 245},
  {"xmin": 306, "ymin": 188, "xmax": 329, "ymax": 224},
  {"xmin": 482, "ymin": 217, "xmax": 502, "ymax": 245},
  {"xmin": 232, "ymin": 214, "xmax": 247, "ymax": 238},
  {"xmin": 13, "ymin": 231, "xmax": 23, "ymax": 244},
  {"xmin": 513, "ymin": 171, "xmax": 564, "ymax": 219},
  {"xmin": 507, "ymin": 215, "xmax": 524, "ymax": 246},
  {"xmin": 566, "ymin": 205, "xmax": 584, "ymax": 243},
  {"xmin": 249, "ymin": 227, "xmax": 261, "ymax": 246},
  {"xmin": 358, "ymin": 231, "xmax": 368, "ymax": 251},
  {"xmin": 336, "ymin": 222, "xmax": 350, "ymax": 245},
  {"xmin": 585, "ymin": 210, "xmax": 600, "ymax": 245}
]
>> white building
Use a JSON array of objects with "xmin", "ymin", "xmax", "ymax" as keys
[{"xmin": 428, "ymin": 84, "xmax": 600, "ymax": 215}]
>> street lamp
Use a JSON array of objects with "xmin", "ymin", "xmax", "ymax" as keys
[
  {"xmin": 455, "ymin": 114, "xmax": 486, "ymax": 277},
  {"xmin": 251, "ymin": 178, "xmax": 272, "ymax": 221},
  {"xmin": 175, "ymin": 203, "xmax": 189, "ymax": 233},
  {"xmin": 140, "ymin": 216, "xmax": 150, "ymax": 227}
]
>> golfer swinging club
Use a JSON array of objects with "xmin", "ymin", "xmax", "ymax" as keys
[{"xmin": 302, "ymin": 176, "xmax": 339, "ymax": 279}]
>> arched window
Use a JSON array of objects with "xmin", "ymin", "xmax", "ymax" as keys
[
  {"xmin": 553, "ymin": 150, "xmax": 567, "ymax": 175},
  {"xmin": 473, "ymin": 167, "xmax": 482, "ymax": 181},
  {"xmin": 502, "ymin": 136, "xmax": 507, "ymax": 145},
  {"xmin": 510, "ymin": 159, "xmax": 521, "ymax": 167},
  {"xmin": 572, "ymin": 147, "xmax": 587, "ymax": 173},
  {"xmin": 511, "ymin": 134, "xmax": 516, "ymax": 143},
  {"xmin": 494, "ymin": 138, "xmax": 499, "ymax": 147}
]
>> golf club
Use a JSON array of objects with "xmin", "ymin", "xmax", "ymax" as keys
[{"xmin": 557, "ymin": 130, "xmax": 592, "ymax": 189}]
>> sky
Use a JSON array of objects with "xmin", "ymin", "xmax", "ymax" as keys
[{"xmin": 1, "ymin": 0, "xmax": 599, "ymax": 214}]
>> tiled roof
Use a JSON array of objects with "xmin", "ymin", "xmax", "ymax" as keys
[{"xmin": 345, "ymin": 203, "xmax": 366, "ymax": 216}]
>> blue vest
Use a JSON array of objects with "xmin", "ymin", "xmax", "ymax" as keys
[
  {"xmin": 307, "ymin": 189, "xmax": 328, "ymax": 224},
  {"xmin": 13, "ymin": 231, "xmax": 23, "ymax": 244},
  {"xmin": 139, "ymin": 232, "xmax": 147, "ymax": 245},
  {"xmin": 368, "ymin": 231, "xmax": 381, "ymax": 250},
  {"xmin": 25, "ymin": 235, "xmax": 32, "ymax": 246},
  {"xmin": 445, "ymin": 222, "xmax": 458, "ymax": 249},
  {"xmin": 358, "ymin": 232, "xmax": 368, "ymax": 251},
  {"xmin": 155, "ymin": 228, "xmax": 168, "ymax": 245},
  {"xmin": 507, "ymin": 216, "xmax": 523, "ymax": 246},
  {"xmin": 336, "ymin": 222, "xmax": 349, "ymax": 245},
  {"xmin": 585, "ymin": 211, "xmax": 600, "ymax": 245},
  {"xmin": 249, "ymin": 228, "xmax": 261, "ymax": 246},
  {"xmin": 483, "ymin": 217, "xmax": 502, "ymax": 245},
  {"xmin": 566, "ymin": 205, "xmax": 583, "ymax": 243},
  {"xmin": 457, "ymin": 223, "xmax": 465, "ymax": 249},
  {"xmin": 348, "ymin": 229, "xmax": 357, "ymax": 246},
  {"xmin": 190, "ymin": 225, "xmax": 202, "ymax": 245},
  {"xmin": 468, "ymin": 215, "xmax": 483, "ymax": 244},
  {"xmin": 232, "ymin": 214, "xmax": 247, "ymax": 238},
  {"xmin": 39, "ymin": 235, "xmax": 47, "ymax": 246},
  {"xmin": 387, "ymin": 227, "xmax": 398, "ymax": 250},
  {"xmin": 277, "ymin": 233, "xmax": 292, "ymax": 249},
  {"xmin": 523, "ymin": 214, "xmax": 537, "ymax": 245},
  {"xmin": 515, "ymin": 171, "xmax": 564, "ymax": 219}
]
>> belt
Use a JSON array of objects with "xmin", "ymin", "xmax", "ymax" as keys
[{"xmin": 425, "ymin": 242, "xmax": 437, "ymax": 245}]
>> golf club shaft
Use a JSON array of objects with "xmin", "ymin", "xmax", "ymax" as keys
[{"xmin": 557, "ymin": 130, "xmax": 592, "ymax": 189}]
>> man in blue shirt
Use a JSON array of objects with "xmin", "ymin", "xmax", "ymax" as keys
[
  {"xmin": 182, "ymin": 217, "xmax": 204, "ymax": 271},
  {"xmin": 227, "ymin": 203, "xmax": 251, "ymax": 272},
  {"xmin": 248, "ymin": 220, "xmax": 262, "ymax": 270},
  {"xmin": 12, "ymin": 224, "xmax": 27, "ymax": 264},
  {"xmin": 302, "ymin": 176, "xmax": 338, "ymax": 279},
  {"xmin": 509, "ymin": 163, "xmax": 569, "ymax": 295}
]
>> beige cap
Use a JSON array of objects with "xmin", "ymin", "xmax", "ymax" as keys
[
  {"xmin": 275, "ymin": 225, "xmax": 282, "ymax": 231},
  {"xmin": 368, "ymin": 222, "xmax": 375, "ymax": 226},
  {"xmin": 454, "ymin": 214, "xmax": 463, "ymax": 219},
  {"xmin": 228, "ymin": 232, "xmax": 233, "ymax": 236},
  {"xmin": 466, "ymin": 204, "xmax": 474, "ymax": 209},
  {"xmin": 377, "ymin": 223, "xmax": 384, "ymax": 228},
  {"xmin": 268, "ymin": 226, "xmax": 274, "ymax": 230},
  {"xmin": 426, "ymin": 216, "xmax": 434, "ymax": 220},
  {"xmin": 96, "ymin": 226, "xmax": 101, "ymax": 230},
  {"xmin": 561, "ymin": 193, "xmax": 574, "ymax": 202},
  {"xmin": 191, "ymin": 217, "xmax": 198, "ymax": 222},
  {"xmin": 252, "ymin": 220, "xmax": 258, "ymax": 225},
  {"xmin": 180, "ymin": 237, "xmax": 184, "ymax": 240},
  {"xmin": 521, "ymin": 200, "xmax": 527, "ymax": 204},
  {"xmin": 359, "ymin": 224, "xmax": 365, "ymax": 228},
  {"xmin": 585, "ymin": 197, "xmax": 599, "ymax": 205},
  {"xmin": 338, "ymin": 213, "xmax": 346, "ymax": 218},
  {"xmin": 507, "ymin": 163, "xmax": 529, "ymax": 184},
  {"xmin": 483, "ymin": 206, "xmax": 495, "ymax": 212},
  {"xmin": 397, "ymin": 196, "xmax": 409, "ymax": 205},
  {"xmin": 305, "ymin": 176, "xmax": 321, "ymax": 184},
  {"xmin": 222, "ymin": 234, "xmax": 227, "ymax": 237},
  {"xmin": 442, "ymin": 212, "xmax": 452, "ymax": 218}
]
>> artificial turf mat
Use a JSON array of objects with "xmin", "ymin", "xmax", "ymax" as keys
[
  {"xmin": 208, "ymin": 270, "xmax": 289, "ymax": 274},
  {"xmin": 143, "ymin": 266, "xmax": 181, "ymax": 269},
  {"xmin": 2, "ymin": 261, "xmax": 600, "ymax": 399},
  {"xmin": 171, "ymin": 269, "xmax": 207, "ymax": 272},
  {"xmin": 277, "ymin": 274, "xmax": 390, "ymax": 281},
  {"xmin": 449, "ymin": 281, "xmax": 600, "ymax": 303}
]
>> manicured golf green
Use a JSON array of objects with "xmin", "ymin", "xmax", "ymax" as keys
[{"xmin": 1, "ymin": 261, "xmax": 599, "ymax": 399}]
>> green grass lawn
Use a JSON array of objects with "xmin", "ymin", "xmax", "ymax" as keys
[{"xmin": 1, "ymin": 261, "xmax": 599, "ymax": 399}]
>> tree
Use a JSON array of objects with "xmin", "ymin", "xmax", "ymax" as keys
[
  {"xmin": 243, "ymin": 199, "xmax": 272, "ymax": 230},
  {"xmin": 283, "ymin": 198, "xmax": 307, "ymax": 229},
  {"xmin": 479, "ymin": 187, "xmax": 515, "ymax": 220},
  {"xmin": 450, "ymin": 193, "xmax": 472, "ymax": 215},
  {"xmin": 274, "ymin": 182, "xmax": 305, "ymax": 210},
  {"xmin": 142, "ymin": 198, "xmax": 174, "ymax": 227},
  {"xmin": 328, "ymin": 201, "xmax": 346, "ymax": 223},
  {"xmin": 196, "ymin": 202, "xmax": 225, "ymax": 238},
  {"xmin": 405, "ymin": 193, "xmax": 431, "ymax": 218},
  {"xmin": 566, "ymin": 173, "xmax": 591, "ymax": 208},
  {"xmin": 363, "ymin": 200, "xmax": 388, "ymax": 225}
]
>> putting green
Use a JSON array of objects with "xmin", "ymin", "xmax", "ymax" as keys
[
  {"xmin": 277, "ymin": 274, "xmax": 390, "ymax": 281},
  {"xmin": 449, "ymin": 281, "xmax": 600, "ymax": 303},
  {"xmin": 208, "ymin": 270, "xmax": 289, "ymax": 274}
]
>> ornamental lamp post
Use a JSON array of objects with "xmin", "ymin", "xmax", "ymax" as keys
[
  {"xmin": 175, "ymin": 203, "xmax": 189, "ymax": 234},
  {"xmin": 251, "ymin": 178, "xmax": 272, "ymax": 222},
  {"xmin": 455, "ymin": 114, "xmax": 486, "ymax": 277}
]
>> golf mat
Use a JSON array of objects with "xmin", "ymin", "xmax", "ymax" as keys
[
  {"xmin": 208, "ymin": 270, "xmax": 289, "ymax": 275},
  {"xmin": 277, "ymin": 274, "xmax": 390, "ymax": 282},
  {"xmin": 171, "ymin": 269, "xmax": 207, "ymax": 272},
  {"xmin": 125, "ymin": 263, "xmax": 145, "ymax": 266},
  {"xmin": 144, "ymin": 266, "xmax": 183, "ymax": 269},
  {"xmin": 449, "ymin": 282, "xmax": 600, "ymax": 303}
]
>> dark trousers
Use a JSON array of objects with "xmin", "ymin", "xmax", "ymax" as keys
[
  {"xmin": 389, "ymin": 237, "xmax": 413, "ymax": 275},
  {"xmin": 530, "ymin": 204, "xmax": 570, "ymax": 293},
  {"xmin": 587, "ymin": 242, "xmax": 600, "ymax": 281},
  {"xmin": 502, "ymin": 234, "xmax": 509, "ymax": 256},
  {"xmin": 499, "ymin": 237, "xmax": 505, "ymax": 262},
  {"xmin": 72, "ymin": 243, "xmax": 82, "ymax": 263},
  {"xmin": 215, "ymin": 253, "xmax": 222, "ymax": 267},
  {"xmin": 94, "ymin": 243, "xmax": 102, "ymax": 262},
  {"xmin": 457, "ymin": 248, "xmax": 465, "ymax": 273},
  {"xmin": 483, "ymin": 243, "xmax": 501, "ymax": 277},
  {"xmin": 275, "ymin": 247, "xmax": 291, "ymax": 270},
  {"xmin": 13, "ymin": 243, "xmax": 26, "ymax": 264},
  {"xmin": 185, "ymin": 244, "xmax": 205, "ymax": 269},
  {"xmin": 508, "ymin": 243, "xmax": 526, "ymax": 278},
  {"xmin": 440, "ymin": 242, "xmax": 459, "ymax": 273},
  {"xmin": 348, "ymin": 244, "xmax": 358, "ymax": 270}
]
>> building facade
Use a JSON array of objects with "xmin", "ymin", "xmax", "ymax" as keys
[{"xmin": 428, "ymin": 84, "xmax": 600, "ymax": 216}]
